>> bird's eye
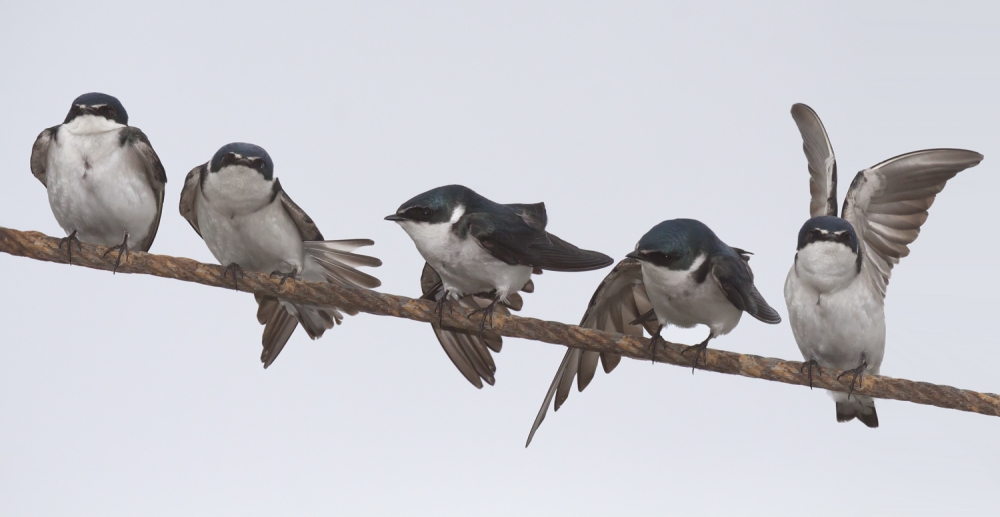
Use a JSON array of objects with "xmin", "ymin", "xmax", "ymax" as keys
[
  {"xmin": 422, "ymin": 208, "xmax": 432, "ymax": 217},
  {"xmin": 106, "ymin": 107, "xmax": 117, "ymax": 118},
  {"xmin": 256, "ymin": 160, "xmax": 266, "ymax": 170},
  {"xmin": 221, "ymin": 153, "xmax": 234, "ymax": 166},
  {"xmin": 644, "ymin": 251, "xmax": 678, "ymax": 267}
]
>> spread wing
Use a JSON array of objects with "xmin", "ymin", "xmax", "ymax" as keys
[
  {"xmin": 791, "ymin": 103, "xmax": 839, "ymax": 217},
  {"xmin": 119, "ymin": 127, "xmax": 167, "ymax": 252},
  {"xmin": 525, "ymin": 258, "xmax": 658, "ymax": 447},
  {"xmin": 29, "ymin": 126, "xmax": 59, "ymax": 187},
  {"xmin": 462, "ymin": 212, "xmax": 613, "ymax": 272},
  {"xmin": 178, "ymin": 163, "xmax": 207, "ymax": 237},
  {"xmin": 420, "ymin": 263, "xmax": 531, "ymax": 389},
  {"xmin": 274, "ymin": 179, "xmax": 323, "ymax": 241},
  {"xmin": 842, "ymin": 149, "xmax": 984, "ymax": 298},
  {"xmin": 710, "ymin": 251, "xmax": 781, "ymax": 324}
]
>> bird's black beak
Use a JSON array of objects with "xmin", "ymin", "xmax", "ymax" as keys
[
  {"xmin": 625, "ymin": 251, "xmax": 642, "ymax": 260},
  {"xmin": 384, "ymin": 214, "xmax": 405, "ymax": 221}
]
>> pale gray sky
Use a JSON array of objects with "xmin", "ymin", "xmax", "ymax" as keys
[{"xmin": 1, "ymin": 1, "xmax": 998, "ymax": 515}]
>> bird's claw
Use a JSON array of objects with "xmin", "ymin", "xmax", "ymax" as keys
[
  {"xmin": 222, "ymin": 262, "xmax": 245, "ymax": 290},
  {"xmin": 468, "ymin": 297, "xmax": 500, "ymax": 336},
  {"xmin": 681, "ymin": 340, "xmax": 710, "ymax": 374},
  {"xmin": 647, "ymin": 329, "xmax": 663, "ymax": 364},
  {"xmin": 434, "ymin": 296, "xmax": 452, "ymax": 325},
  {"xmin": 800, "ymin": 359, "xmax": 822, "ymax": 390},
  {"xmin": 58, "ymin": 230, "xmax": 82, "ymax": 265},
  {"xmin": 837, "ymin": 361, "xmax": 868, "ymax": 399},
  {"xmin": 270, "ymin": 268, "xmax": 298, "ymax": 286},
  {"xmin": 102, "ymin": 232, "xmax": 130, "ymax": 274}
]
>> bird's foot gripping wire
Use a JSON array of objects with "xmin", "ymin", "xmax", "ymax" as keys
[
  {"xmin": 647, "ymin": 325, "xmax": 665, "ymax": 364},
  {"xmin": 270, "ymin": 267, "xmax": 298, "ymax": 286},
  {"xmin": 681, "ymin": 334, "xmax": 712, "ymax": 374},
  {"xmin": 837, "ymin": 358, "xmax": 868, "ymax": 399},
  {"xmin": 800, "ymin": 359, "xmax": 823, "ymax": 390},
  {"xmin": 468, "ymin": 295, "xmax": 500, "ymax": 336},
  {"xmin": 58, "ymin": 230, "xmax": 82, "ymax": 265},
  {"xmin": 433, "ymin": 296, "xmax": 452, "ymax": 326},
  {"xmin": 102, "ymin": 232, "xmax": 130, "ymax": 274},
  {"xmin": 222, "ymin": 262, "xmax": 245, "ymax": 290}
]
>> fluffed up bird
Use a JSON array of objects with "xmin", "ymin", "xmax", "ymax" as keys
[
  {"xmin": 785, "ymin": 103, "xmax": 983, "ymax": 427},
  {"xmin": 30, "ymin": 92, "xmax": 166, "ymax": 271},
  {"xmin": 180, "ymin": 142, "xmax": 382, "ymax": 368},
  {"xmin": 526, "ymin": 218, "xmax": 781, "ymax": 446},
  {"xmin": 386, "ymin": 184, "xmax": 613, "ymax": 388}
]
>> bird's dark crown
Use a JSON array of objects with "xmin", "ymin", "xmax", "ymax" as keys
[
  {"xmin": 630, "ymin": 218, "xmax": 720, "ymax": 271},
  {"xmin": 389, "ymin": 184, "xmax": 489, "ymax": 224},
  {"xmin": 797, "ymin": 216, "xmax": 859, "ymax": 253},
  {"xmin": 64, "ymin": 92, "xmax": 128, "ymax": 125},
  {"xmin": 209, "ymin": 142, "xmax": 274, "ymax": 180}
]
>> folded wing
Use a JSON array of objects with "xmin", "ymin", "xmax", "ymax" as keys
[
  {"xmin": 463, "ymin": 211, "xmax": 613, "ymax": 272},
  {"xmin": 30, "ymin": 126, "xmax": 58, "ymax": 187},
  {"xmin": 178, "ymin": 164, "xmax": 206, "ymax": 236},
  {"xmin": 710, "ymin": 251, "xmax": 782, "ymax": 324},
  {"xmin": 119, "ymin": 127, "xmax": 167, "ymax": 252}
]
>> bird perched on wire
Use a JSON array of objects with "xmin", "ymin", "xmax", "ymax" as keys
[
  {"xmin": 30, "ymin": 92, "xmax": 166, "ymax": 271},
  {"xmin": 386, "ymin": 184, "xmax": 613, "ymax": 388},
  {"xmin": 180, "ymin": 142, "xmax": 382, "ymax": 368},
  {"xmin": 526, "ymin": 218, "xmax": 781, "ymax": 446},
  {"xmin": 785, "ymin": 103, "xmax": 983, "ymax": 427}
]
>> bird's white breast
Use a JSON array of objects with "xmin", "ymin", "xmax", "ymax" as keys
[
  {"xmin": 396, "ymin": 219, "xmax": 531, "ymax": 300},
  {"xmin": 784, "ymin": 244, "xmax": 885, "ymax": 372},
  {"xmin": 44, "ymin": 116, "xmax": 157, "ymax": 248},
  {"xmin": 195, "ymin": 169, "xmax": 305, "ymax": 274},
  {"xmin": 641, "ymin": 255, "xmax": 743, "ymax": 336}
]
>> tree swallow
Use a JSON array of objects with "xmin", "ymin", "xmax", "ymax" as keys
[
  {"xmin": 526, "ymin": 219, "xmax": 781, "ymax": 446},
  {"xmin": 179, "ymin": 142, "xmax": 382, "ymax": 368},
  {"xmin": 785, "ymin": 103, "xmax": 983, "ymax": 427},
  {"xmin": 386, "ymin": 184, "xmax": 613, "ymax": 388},
  {"xmin": 30, "ymin": 92, "xmax": 167, "ymax": 271}
]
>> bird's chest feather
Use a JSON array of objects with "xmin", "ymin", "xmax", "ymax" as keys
[
  {"xmin": 45, "ymin": 121, "xmax": 156, "ymax": 246},
  {"xmin": 641, "ymin": 256, "xmax": 742, "ymax": 334},
  {"xmin": 784, "ymin": 253, "xmax": 886, "ymax": 370},
  {"xmin": 196, "ymin": 173, "xmax": 303, "ymax": 273},
  {"xmin": 400, "ymin": 221, "xmax": 530, "ymax": 297}
]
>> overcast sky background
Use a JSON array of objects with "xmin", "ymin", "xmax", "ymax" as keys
[{"xmin": 1, "ymin": 2, "xmax": 998, "ymax": 515}]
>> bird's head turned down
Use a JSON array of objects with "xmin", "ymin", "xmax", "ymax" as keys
[
  {"xmin": 797, "ymin": 216, "xmax": 859, "ymax": 254},
  {"xmin": 209, "ymin": 142, "xmax": 275, "ymax": 181},
  {"xmin": 627, "ymin": 218, "xmax": 718, "ymax": 271},
  {"xmin": 385, "ymin": 184, "xmax": 475, "ymax": 225},
  {"xmin": 63, "ymin": 92, "xmax": 129, "ymax": 126}
]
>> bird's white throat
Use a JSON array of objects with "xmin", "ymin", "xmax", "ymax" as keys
[
  {"xmin": 201, "ymin": 166, "xmax": 276, "ymax": 216},
  {"xmin": 794, "ymin": 241, "xmax": 858, "ymax": 293},
  {"xmin": 395, "ymin": 203, "xmax": 465, "ymax": 255},
  {"xmin": 63, "ymin": 114, "xmax": 123, "ymax": 135}
]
